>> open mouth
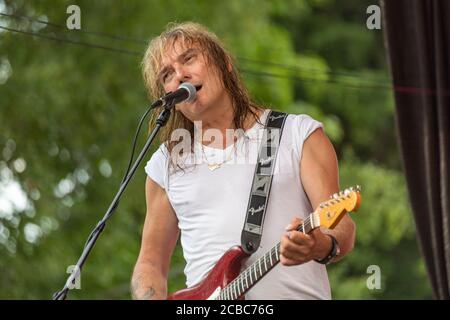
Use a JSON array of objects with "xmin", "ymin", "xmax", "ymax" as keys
[{"xmin": 195, "ymin": 85, "xmax": 203, "ymax": 92}]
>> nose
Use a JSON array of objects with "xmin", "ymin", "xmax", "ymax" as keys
[{"xmin": 174, "ymin": 63, "xmax": 191, "ymax": 85}]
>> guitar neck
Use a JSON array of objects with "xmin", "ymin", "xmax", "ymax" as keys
[{"xmin": 218, "ymin": 212, "xmax": 319, "ymax": 300}]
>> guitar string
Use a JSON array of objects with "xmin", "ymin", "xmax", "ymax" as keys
[{"xmin": 220, "ymin": 214, "xmax": 315, "ymax": 299}]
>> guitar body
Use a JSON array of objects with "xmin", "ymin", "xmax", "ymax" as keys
[{"xmin": 168, "ymin": 246, "xmax": 249, "ymax": 300}]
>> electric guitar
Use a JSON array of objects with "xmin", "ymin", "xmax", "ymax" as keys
[{"xmin": 168, "ymin": 186, "xmax": 361, "ymax": 300}]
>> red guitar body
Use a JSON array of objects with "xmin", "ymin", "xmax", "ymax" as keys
[{"xmin": 168, "ymin": 246, "xmax": 249, "ymax": 300}]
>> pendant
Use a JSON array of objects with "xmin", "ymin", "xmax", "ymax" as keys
[{"xmin": 208, "ymin": 163, "xmax": 221, "ymax": 171}]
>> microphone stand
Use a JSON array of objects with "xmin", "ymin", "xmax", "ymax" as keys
[{"xmin": 52, "ymin": 101, "xmax": 174, "ymax": 300}]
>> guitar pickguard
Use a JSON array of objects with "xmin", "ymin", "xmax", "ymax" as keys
[{"xmin": 206, "ymin": 286, "xmax": 221, "ymax": 300}]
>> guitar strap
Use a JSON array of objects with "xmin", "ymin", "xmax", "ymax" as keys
[{"xmin": 241, "ymin": 110, "xmax": 288, "ymax": 255}]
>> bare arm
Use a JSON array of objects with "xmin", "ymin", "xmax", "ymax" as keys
[
  {"xmin": 280, "ymin": 128, "xmax": 355, "ymax": 266},
  {"xmin": 300, "ymin": 128, "xmax": 355, "ymax": 261},
  {"xmin": 131, "ymin": 177, "xmax": 180, "ymax": 299}
]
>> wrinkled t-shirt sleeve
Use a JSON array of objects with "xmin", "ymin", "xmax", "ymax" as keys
[
  {"xmin": 291, "ymin": 114, "xmax": 324, "ymax": 160},
  {"xmin": 144, "ymin": 144, "xmax": 169, "ymax": 189}
]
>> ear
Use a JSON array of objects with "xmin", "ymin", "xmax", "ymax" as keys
[{"xmin": 226, "ymin": 56, "xmax": 233, "ymax": 73}]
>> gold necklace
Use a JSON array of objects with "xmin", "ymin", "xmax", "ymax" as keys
[{"xmin": 201, "ymin": 144, "xmax": 234, "ymax": 171}]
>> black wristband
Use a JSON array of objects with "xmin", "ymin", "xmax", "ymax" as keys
[{"xmin": 314, "ymin": 234, "xmax": 339, "ymax": 265}]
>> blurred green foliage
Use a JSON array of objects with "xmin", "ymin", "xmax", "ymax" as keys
[{"xmin": 0, "ymin": 0, "xmax": 432, "ymax": 299}]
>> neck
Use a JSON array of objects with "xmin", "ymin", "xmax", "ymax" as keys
[
  {"xmin": 195, "ymin": 107, "xmax": 234, "ymax": 149},
  {"xmin": 197, "ymin": 100, "xmax": 235, "ymax": 134}
]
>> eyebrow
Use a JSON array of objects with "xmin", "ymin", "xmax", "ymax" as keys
[{"xmin": 158, "ymin": 48, "xmax": 198, "ymax": 80}]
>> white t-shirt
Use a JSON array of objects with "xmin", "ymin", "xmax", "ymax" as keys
[{"xmin": 144, "ymin": 109, "xmax": 331, "ymax": 299}]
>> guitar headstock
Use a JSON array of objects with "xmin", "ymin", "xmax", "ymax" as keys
[{"xmin": 315, "ymin": 186, "xmax": 361, "ymax": 229}]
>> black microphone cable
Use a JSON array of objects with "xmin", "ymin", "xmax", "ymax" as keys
[{"xmin": 80, "ymin": 104, "xmax": 155, "ymax": 250}]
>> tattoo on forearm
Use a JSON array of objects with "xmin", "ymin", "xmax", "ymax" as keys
[
  {"xmin": 141, "ymin": 287, "xmax": 156, "ymax": 300},
  {"xmin": 131, "ymin": 274, "xmax": 156, "ymax": 300}
]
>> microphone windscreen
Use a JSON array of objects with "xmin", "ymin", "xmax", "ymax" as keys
[{"xmin": 178, "ymin": 82, "xmax": 197, "ymax": 103}]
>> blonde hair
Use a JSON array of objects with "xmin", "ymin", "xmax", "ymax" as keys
[{"xmin": 142, "ymin": 22, "xmax": 264, "ymax": 167}]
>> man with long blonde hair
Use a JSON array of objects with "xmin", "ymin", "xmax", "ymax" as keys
[{"xmin": 132, "ymin": 22, "xmax": 356, "ymax": 300}]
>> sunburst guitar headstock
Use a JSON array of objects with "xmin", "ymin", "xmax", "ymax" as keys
[{"xmin": 316, "ymin": 186, "xmax": 362, "ymax": 229}]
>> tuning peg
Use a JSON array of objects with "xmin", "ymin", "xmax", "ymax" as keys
[
  {"xmin": 333, "ymin": 193, "xmax": 340, "ymax": 200},
  {"xmin": 356, "ymin": 185, "xmax": 361, "ymax": 192}
]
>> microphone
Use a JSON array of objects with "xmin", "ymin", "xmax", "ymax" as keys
[{"xmin": 151, "ymin": 82, "xmax": 197, "ymax": 108}]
